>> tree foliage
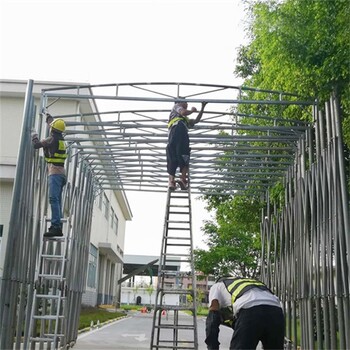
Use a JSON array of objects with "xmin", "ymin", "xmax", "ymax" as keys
[
  {"xmin": 236, "ymin": 0, "xmax": 350, "ymax": 144},
  {"xmin": 194, "ymin": 196, "xmax": 263, "ymax": 278},
  {"xmin": 194, "ymin": 0, "xmax": 350, "ymax": 278}
]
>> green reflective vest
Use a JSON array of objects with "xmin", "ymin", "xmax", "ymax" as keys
[
  {"xmin": 45, "ymin": 138, "xmax": 67, "ymax": 165},
  {"xmin": 221, "ymin": 277, "xmax": 271, "ymax": 304},
  {"xmin": 168, "ymin": 115, "xmax": 190, "ymax": 128}
]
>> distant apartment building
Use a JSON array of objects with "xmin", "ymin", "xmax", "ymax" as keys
[
  {"xmin": 120, "ymin": 255, "xmax": 214, "ymax": 306},
  {"xmin": 181, "ymin": 273, "xmax": 216, "ymax": 304},
  {"xmin": 0, "ymin": 79, "xmax": 132, "ymax": 306}
]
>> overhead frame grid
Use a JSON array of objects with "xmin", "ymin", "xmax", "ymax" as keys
[{"xmin": 41, "ymin": 82, "xmax": 314, "ymax": 195}]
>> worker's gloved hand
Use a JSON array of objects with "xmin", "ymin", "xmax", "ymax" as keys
[
  {"xmin": 205, "ymin": 310, "xmax": 221, "ymax": 349},
  {"xmin": 191, "ymin": 107, "xmax": 197, "ymax": 113},
  {"xmin": 45, "ymin": 113, "xmax": 53, "ymax": 124},
  {"xmin": 31, "ymin": 130, "xmax": 38, "ymax": 141},
  {"xmin": 188, "ymin": 120, "xmax": 195, "ymax": 128}
]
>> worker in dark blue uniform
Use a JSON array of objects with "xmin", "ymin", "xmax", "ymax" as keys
[{"xmin": 166, "ymin": 100, "xmax": 207, "ymax": 190}]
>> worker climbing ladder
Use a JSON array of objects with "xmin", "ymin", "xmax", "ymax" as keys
[
  {"xmin": 28, "ymin": 218, "xmax": 70, "ymax": 349},
  {"xmin": 150, "ymin": 184, "xmax": 198, "ymax": 350}
]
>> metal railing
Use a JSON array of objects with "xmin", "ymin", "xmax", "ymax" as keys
[{"xmin": 261, "ymin": 94, "xmax": 350, "ymax": 349}]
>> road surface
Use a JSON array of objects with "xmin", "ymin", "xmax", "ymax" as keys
[{"xmin": 73, "ymin": 310, "xmax": 235, "ymax": 349}]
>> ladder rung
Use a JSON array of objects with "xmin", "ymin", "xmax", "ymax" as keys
[
  {"xmin": 164, "ymin": 253, "xmax": 190, "ymax": 257},
  {"xmin": 169, "ymin": 211, "xmax": 189, "ymax": 214},
  {"xmin": 33, "ymin": 315, "xmax": 64, "ymax": 320},
  {"xmin": 170, "ymin": 193, "xmax": 189, "ymax": 198},
  {"xmin": 36, "ymin": 294, "xmax": 62, "ymax": 299},
  {"xmin": 43, "ymin": 236, "xmax": 66, "ymax": 241},
  {"xmin": 152, "ymin": 345, "xmax": 196, "ymax": 350},
  {"xmin": 45, "ymin": 218, "xmax": 68, "ymax": 223},
  {"xmin": 158, "ymin": 269, "xmax": 186, "ymax": 275},
  {"xmin": 167, "ymin": 227, "xmax": 190, "ymax": 231},
  {"xmin": 166, "ymin": 236, "xmax": 190, "ymax": 240},
  {"xmin": 42, "ymin": 254, "xmax": 65, "ymax": 259},
  {"xmin": 156, "ymin": 305, "xmax": 195, "ymax": 311},
  {"xmin": 31, "ymin": 333, "xmax": 64, "ymax": 342},
  {"xmin": 163, "ymin": 260, "xmax": 191, "ymax": 264},
  {"xmin": 30, "ymin": 337, "xmax": 56, "ymax": 342},
  {"xmin": 167, "ymin": 220, "xmax": 190, "ymax": 224},
  {"xmin": 158, "ymin": 289, "xmax": 194, "ymax": 295},
  {"xmin": 155, "ymin": 324, "xmax": 195, "ymax": 330},
  {"xmin": 38, "ymin": 274, "xmax": 65, "ymax": 280}
]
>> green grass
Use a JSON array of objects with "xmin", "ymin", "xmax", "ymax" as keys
[
  {"xmin": 79, "ymin": 306, "xmax": 126, "ymax": 329},
  {"xmin": 119, "ymin": 304, "xmax": 144, "ymax": 311},
  {"xmin": 79, "ymin": 305, "xmax": 208, "ymax": 331},
  {"xmin": 197, "ymin": 307, "xmax": 209, "ymax": 316}
]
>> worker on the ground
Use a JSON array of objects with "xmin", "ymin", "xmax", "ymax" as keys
[
  {"xmin": 205, "ymin": 276, "xmax": 285, "ymax": 350},
  {"xmin": 166, "ymin": 100, "xmax": 207, "ymax": 190},
  {"xmin": 32, "ymin": 114, "xmax": 67, "ymax": 237}
]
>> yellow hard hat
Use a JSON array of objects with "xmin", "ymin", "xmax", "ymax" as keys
[{"xmin": 50, "ymin": 118, "xmax": 66, "ymax": 133}]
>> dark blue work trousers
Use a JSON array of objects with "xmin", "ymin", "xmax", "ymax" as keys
[
  {"xmin": 48, "ymin": 173, "xmax": 66, "ymax": 228},
  {"xmin": 230, "ymin": 305, "xmax": 284, "ymax": 350},
  {"xmin": 166, "ymin": 121, "xmax": 190, "ymax": 176}
]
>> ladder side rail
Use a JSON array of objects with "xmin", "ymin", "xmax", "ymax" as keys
[
  {"xmin": 187, "ymin": 185, "xmax": 198, "ymax": 349},
  {"xmin": 151, "ymin": 186, "xmax": 198, "ymax": 350},
  {"xmin": 150, "ymin": 189, "xmax": 172, "ymax": 348},
  {"xmin": 27, "ymin": 216, "xmax": 49, "ymax": 349}
]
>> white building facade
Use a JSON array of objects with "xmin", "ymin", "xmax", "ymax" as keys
[{"xmin": 0, "ymin": 79, "xmax": 132, "ymax": 307}]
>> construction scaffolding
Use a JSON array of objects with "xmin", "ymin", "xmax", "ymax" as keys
[{"xmin": 0, "ymin": 81, "xmax": 348, "ymax": 349}]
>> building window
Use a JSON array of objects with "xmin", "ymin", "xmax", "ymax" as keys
[
  {"xmin": 112, "ymin": 214, "xmax": 118, "ymax": 235},
  {"xmin": 102, "ymin": 194, "xmax": 109, "ymax": 220},
  {"xmin": 87, "ymin": 244, "xmax": 98, "ymax": 288},
  {"xmin": 0, "ymin": 224, "xmax": 3, "ymax": 237},
  {"xmin": 98, "ymin": 192, "xmax": 103, "ymax": 210},
  {"xmin": 110, "ymin": 208, "xmax": 115, "ymax": 228}
]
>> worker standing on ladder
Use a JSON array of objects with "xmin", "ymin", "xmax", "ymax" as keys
[
  {"xmin": 32, "ymin": 113, "xmax": 67, "ymax": 237},
  {"xmin": 166, "ymin": 100, "xmax": 207, "ymax": 190},
  {"xmin": 205, "ymin": 276, "xmax": 284, "ymax": 350}
]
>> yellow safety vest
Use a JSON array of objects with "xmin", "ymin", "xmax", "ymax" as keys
[
  {"xmin": 221, "ymin": 278, "xmax": 271, "ymax": 304},
  {"xmin": 45, "ymin": 139, "xmax": 67, "ymax": 165},
  {"xmin": 168, "ymin": 116, "xmax": 190, "ymax": 129}
]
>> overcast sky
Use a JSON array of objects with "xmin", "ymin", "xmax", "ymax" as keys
[{"xmin": 0, "ymin": 0, "xmax": 249, "ymax": 256}]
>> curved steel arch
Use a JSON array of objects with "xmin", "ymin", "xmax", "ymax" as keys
[{"xmin": 41, "ymin": 82, "xmax": 314, "ymax": 195}]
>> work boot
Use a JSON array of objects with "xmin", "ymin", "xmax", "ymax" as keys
[
  {"xmin": 168, "ymin": 175, "xmax": 176, "ymax": 191},
  {"xmin": 44, "ymin": 226, "xmax": 63, "ymax": 238},
  {"xmin": 177, "ymin": 178, "xmax": 188, "ymax": 190},
  {"xmin": 168, "ymin": 180, "xmax": 176, "ymax": 191}
]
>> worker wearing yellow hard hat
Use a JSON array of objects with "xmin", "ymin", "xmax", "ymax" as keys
[{"xmin": 32, "ymin": 113, "xmax": 67, "ymax": 237}]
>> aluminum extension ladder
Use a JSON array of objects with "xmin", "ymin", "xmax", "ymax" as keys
[
  {"xmin": 28, "ymin": 218, "xmax": 69, "ymax": 349},
  {"xmin": 150, "ymin": 184, "xmax": 198, "ymax": 350}
]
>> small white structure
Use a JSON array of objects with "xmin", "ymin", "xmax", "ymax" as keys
[{"xmin": 120, "ymin": 254, "xmax": 182, "ymax": 306}]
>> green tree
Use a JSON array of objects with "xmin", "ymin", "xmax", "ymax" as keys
[
  {"xmin": 194, "ymin": 196, "xmax": 263, "ymax": 278},
  {"xmin": 194, "ymin": 0, "xmax": 350, "ymax": 279},
  {"xmin": 186, "ymin": 286, "xmax": 205, "ymax": 314},
  {"xmin": 236, "ymin": 0, "xmax": 350, "ymax": 144},
  {"xmin": 132, "ymin": 284, "xmax": 140, "ymax": 304},
  {"xmin": 145, "ymin": 284, "xmax": 154, "ymax": 305}
]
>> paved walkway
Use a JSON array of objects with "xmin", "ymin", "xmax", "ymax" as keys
[{"xmin": 72, "ymin": 311, "xmax": 235, "ymax": 349}]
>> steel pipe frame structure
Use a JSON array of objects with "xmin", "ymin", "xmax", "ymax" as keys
[
  {"xmin": 40, "ymin": 82, "xmax": 312, "ymax": 196},
  {"xmin": 261, "ymin": 95, "xmax": 350, "ymax": 349},
  {"xmin": 1, "ymin": 81, "xmax": 348, "ymax": 349},
  {"xmin": 0, "ymin": 81, "xmax": 97, "ymax": 349}
]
